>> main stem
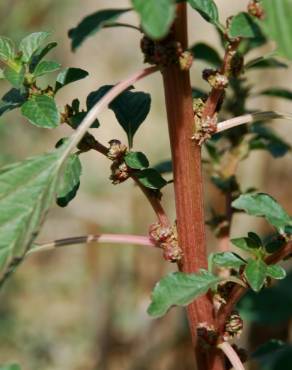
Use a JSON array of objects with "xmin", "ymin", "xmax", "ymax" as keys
[{"xmin": 162, "ymin": 4, "xmax": 225, "ymax": 370}]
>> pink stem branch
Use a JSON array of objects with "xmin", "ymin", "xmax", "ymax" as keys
[{"xmin": 217, "ymin": 342, "xmax": 245, "ymax": 370}]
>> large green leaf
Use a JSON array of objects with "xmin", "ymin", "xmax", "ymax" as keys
[
  {"xmin": 211, "ymin": 252, "xmax": 246, "ymax": 269},
  {"xmin": 0, "ymin": 147, "xmax": 67, "ymax": 277},
  {"xmin": 57, "ymin": 154, "xmax": 82, "ymax": 207},
  {"xmin": 187, "ymin": 0, "xmax": 220, "ymax": 27},
  {"xmin": 33, "ymin": 60, "xmax": 61, "ymax": 77},
  {"xmin": 228, "ymin": 12, "xmax": 262, "ymax": 39},
  {"xmin": 132, "ymin": 0, "xmax": 175, "ymax": 39},
  {"xmin": 19, "ymin": 32, "xmax": 50, "ymax": 63},
  {"xmin": 0, "ymin": 36, "xmax": 15, "ymax": 62},
  {"xmin": 21, "ymin": 95, "xmax": 60, "ymax": 128},
  {"xmin": 244, "ymin": 258, "xmax": 267, "ymax": 292},
  {"xmin": 87, "ymin": 85, "xmax": 151, "ymax": 147},
  {"xmin": 69, "ymin": 8, "xmax": 130, "ymax": 50},
  {"xmin": 3, "ymin": 66, "xmax": 25, "ymax": 88},
  {"xmin": 55, "ymin": 68, "xmax": 89, "ymax": 92},
  {"xmin": 232, "ymin": 193, "xmax": 292, "ymax": 233},
  {"xmin": 189, "ymin": 42, "xmax": 221, "ymax": 67},
  {"xmin": 262, "ymin": 0, "xmax": 292, "ymax": 60},
  {"xmin": 148, "ymin": 270, "xmax": 221, "ymax": 317}
]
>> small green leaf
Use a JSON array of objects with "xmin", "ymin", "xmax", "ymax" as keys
[
  {"xmin": 187, "ymin": 0, "xmax": 220, "ymax": 27},
  {"xmin": 189, "ymin": 42, "xmax": 222, "ymax": 67},
  {"xmin": 135, "ymin": 168, "xmax": 167, "ymax": 190},
  {"xmin": 264, "ymin": 238, "xmax": 285, "ymax": 254},
  {"xmin": 57, "ymin": 154, "xmax": 82, "ymax": 207},
  {"xmin": 266, "ymin": 265, "xmax": 286, "ymax": 280},
  {"xmin": 132, "ymin": 0, "xmax": 175, "ymax": 39},
  {"xmin": 232, "ymin": 193, "xmax": 292, "ymax": 233},
  {"xmin": 0, "ymin": 146, "xmax": 67, "ymax": 277},
  {"xmin": 87, "ymin": 85, "xmax": 151, "ymax": 147},
  {"xmin": 21, "ymin": 95, "xmax": 60, "ymax": 128},
  {"xmin": 124, "ymin": 151, "xmax": 149, "ymax": 169},
  {"xmin": 69, "ymin": 8, "xmax": 130, "ymax": 50},
  {"xmin": 19, "ymin": 32, "xmax": 50, "ymax": 63},
  {"xmin": 55, "ymin": 68, "xmax": 89, "ymax": 92},
  {"xmin": 0, "ymin": 36, "xmax": 15, "ymax": 63},
  {"xmin": 244, "ymin": 258, "xmax": 267, "ymax": 292},
  {"xmin": 0, "ymin": 88, "xmax": 27, "ymax": 116},
  {"xmin": 262, "ymin": 0, "xmax": 292, "ymax": 60},
  {"xmin": 33, "ymin": 60, "xmax": 61, "ymax": 77},
  {"xmin": 212, "ymin": 252, "xmax": 246, "ymax": 269},
  {"xmin": 248, "ymin": 232, "xmax": 262, "ymax": 248},
  {"xmin": 153, "ymin": 159, "xmax": 173, "ymax": 174},
  {"xmin": 148, "ymin": 270, "xmax": 221, "ymax": 317},
  {"xmin": 246, "ymin": 57, "xmax": 288, "ymax": 70},
  {"xmin": 228, "ymin": 12, "xmax": 262, "ymax": 39},
  {"xmin": 3, "ymin": 65, "xmax": 25, "ymax": 88},
  {"xmin": 231, "ymin": 236, "xmax": 261, "ymax": 253},
  {"xmin": 29, "ymin": 42, "xmax": 58, "ymax": 72},
  {"xmin": 258, "ymin": 88, "xmax": 292, "ymax": 100}
]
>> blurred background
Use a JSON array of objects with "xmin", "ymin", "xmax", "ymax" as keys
[{"xmin": 0, "ymin": 1, "xmax": 292, "ymax": 369}]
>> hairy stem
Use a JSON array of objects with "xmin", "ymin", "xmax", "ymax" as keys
[
  {"xmin": 28, "ymin": 234, "xmax": 156, "ymax": 256},
  {"xmin": 218, "ymin": 342, "xmax": 245, "ymax": 370},
  {"xmin": 162, "ymin": 4, "xmax": 225, "ymax": 370}
]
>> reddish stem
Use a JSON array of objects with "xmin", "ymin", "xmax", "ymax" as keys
[{"xmin": 162, "ymin": 4, "xmax": 225, "ymax": 370}]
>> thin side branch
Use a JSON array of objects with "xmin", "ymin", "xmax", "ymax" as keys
[
  {"xmin": 28, "ymin": 234, "xmax": 156, "ymax": 256},
  {"xmin": 217, "ymin": 342, "xmax": 245, "ymax": 370},
  {"xmin": 217, "ymin": 111, "xmax": 292, "ymax": 133}
]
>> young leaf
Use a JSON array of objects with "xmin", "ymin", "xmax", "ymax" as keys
[
  {"xmin": 228, "ymin": 12, "xmax": 262, "ymax": 39},
  {"xmin": 0, "ymin": 147, "xmax": 66, "ymax": 276},
  {"xmin": 148, "ymin": 270, "xmax": 221, "ymax": 317},
  {"xmin": 187, "ymin": 0, "xmax": 220, "ymax": 27},
  {"xmin": 232, "ymin": 193, "xmax": 292, "ymax": 233},
  {"xmin": 135, "ymin": 168, "xmax": 167, "ymax": 190},
  {"xmin": 189, "ymin": 42, "xmax": 222, "ymax": 67},
  {"xmin": 57, "ymin": 154, "xmax": 82, "ymax": 207},
  {"xmin": 33, "ymin": 60, "xmax": 61, "ymax": 77},
  {"xmin": 3, "ymin": 66, "xmax": 25, "ymax": 88},
  {"xmin": 21, "ymin": 95, "xmax": 60, "ymax": 128},
  {"xmin": 212, "ymin": 252, "xmax": 246, "ymax": 269},
  {"xmin": 55, "ymin": 68, "xmax": 89, "ymax": 92},
  {"xmin": 262, "ymin": 0, "xmax": 292, "ymax": 60},
  {"xmin": 124, "ymin": 151, "xmax": 149, "ymax": 170},
  {"xmin": 19, "ymin": 32, "xmax": 50, "ymax": 63},
  {"xmin": 0, "ymin": 36, "xmax": 15, "ymax": 62},
  {"xmin": 69, "ymin": 8, "xmax": 130, "ymax": 50},
  {"xmin": 231, "ymin": 236, "xmax": 262, "ymax": 253},
  {"xmin": 266, "ymin": 265, "xmax": 286, "ymax": 280},
  {"xmin": 244, "ymin": 258, "xmax": 267, "ymax": 292},
  {"xmin": 132, "ymin": 0, "xmax": 175, "ymax": 39},
  {"xmin": 87, "ymin": 85, "xmax": 151, "ymax": 147},
  {"xmin": 29, "ymin": 42, "xmax": 58, "ymax": 73},
  {"xmin": 258, "ymin": 88, "xmax": 292, "ymax": 100}
]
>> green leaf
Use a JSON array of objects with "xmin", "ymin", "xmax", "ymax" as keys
[
  {"xmin": 135, "ymin": 168, "xmax": 167, "ymax": 190},
  {"xmin": 189, "ymin": 42, "xmax": 222, "ymax": 67},
  {"xmin": 0, "ymin": 364, "xmax": 21, "ymax": 370},
  {"xmin": 258, "ymin": 88, "xmax": 292, "ymax": 100},
  {"xmin": 252, "ymin": 340, "xmax": 292, "ymax": 370},
  {"xmin": 266, "ymin": 265, "xmax": 286, "ymax": 280},
  {"xmin": 212, "ymin": 252, "xmax": 246, "ymax": 269},
  {"xmin": 3, "ymin": 65, "xmax": 25, "ymax": 88},
  {"xmin": 264, "ymin": 237, "xmax": 285, "ymax": 254},
  {"xmin": 19, "ymin": 32, "xmax": 50, "ymax": 63},
  {"xmin": 0, "ymin": 88, "xmax": 27, "ymax": 116},
  {"xmin": 262, "ymin": 0, "xmax": 292, "ymax": 60},
  {"xmin": 0, "ymin": 147, "xmax": 67, "ymax": 277},
  {"xmin": 0, "ymin": 36, "xmax": 15, "ymax": 62},
  {"xmin": 21, "ymin": 95, "xmax": 60, "ymax": 128},
  {"xmin": 247, "ymin": 232, "xmax": 263, "ymax": 248},
  {"xmin": 29, "ymin": 42, "xmax": 58, "ymax": 73},
  {"xmin": 244, "ymin": 258, "xmax": 267, "ymax": 292},
  {"xmin": 246, "ymin": 57, "xmax": 288, "ymax": 70},
  {"xmin": 231, "ymin": 236, "xmax": 262, "ymax": 253},
  {"xmin": 228, "ymin": 12, "xmax": 262, "ymax": 39},
  {"xmin": 153, "ymin": 159, "xmax": 173, "ymax": 174},
  {"xmin": 232, "ymin": 193, "xmax": 292, "ymax": 233},
  {"xmin": 33, "ymin": 60, "xmax": 61, "ymax": 77},
  {"xmin": 148, "ymin": 270, "xmax": 221, "ymax": 317},
  {"xmin": 55, "ymin": 68, "xmax": 89, "ymax": 92},
  {"xmin": 57, "ymin": 154, "xmax": 82, "ymax": 207},
  {"xmin": 187, "ymin": 0, "xmax": 220, "ymax": 27},
  {"xmin": 124, "ymin": 151, "xmax": 149, "ymax": 169},
  {"xmin": 132, "ymin": 0, "xmax": 175, "ymax": 39},
  {"xmin": 69, "ymin": 8, "xmax": 130, "ymax": 50},
  {"xmin": 87, "ymin": 85, "xmax": 151, "ymax": 147}
]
